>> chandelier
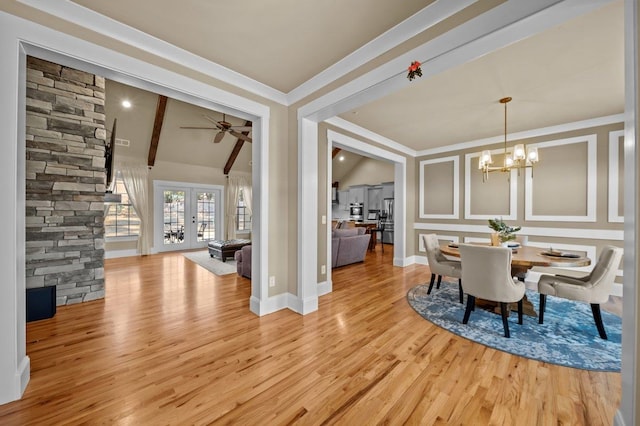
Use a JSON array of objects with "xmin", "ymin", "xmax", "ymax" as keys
[{"xmin": 479, "ymin": 97, "xmax": 539, "ymax": 181}]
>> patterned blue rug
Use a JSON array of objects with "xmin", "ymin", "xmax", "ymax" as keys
[{"xmin": 407, "ymin": 283, "xmax": 621, "ymax": 371}]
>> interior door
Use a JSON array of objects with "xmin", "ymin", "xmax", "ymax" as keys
[{"xmin": 155, "ymin": 181, "xmax": 223, "ymax": 252}]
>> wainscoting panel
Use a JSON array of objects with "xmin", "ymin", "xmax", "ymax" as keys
[
  {"xmin": 419, "ymin": 156, "xmax": 459, "ymax": 219},
  {"xmin": 525, "ymin": 135, "xmax": 597, "ymax": 222},
  {"xmin": 608, "ymin": 130, "xmax": 624, "ymax": 223},
  {"xmin": 464, "ymin": 149, "xmax": 517, "ymax": 220}
]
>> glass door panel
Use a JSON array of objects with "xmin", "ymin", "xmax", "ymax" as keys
[
  {"xmin": 195, "ymin": 191, "xmax": 216, "ymax": 242},
  {"xmin": 163, "ymin": 190, "xmax": 185, "ymax": 247}
]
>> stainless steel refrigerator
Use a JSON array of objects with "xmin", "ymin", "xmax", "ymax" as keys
[{"xmin": 381, "ymin": 198, "xmax": 394, "ymax": 244}]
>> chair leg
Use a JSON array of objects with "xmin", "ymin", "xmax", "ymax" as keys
[
  {"xmin": 463, "ymin": 295, "xmax": 475, "ymax": 324},
  {"xmin": 517, "ymin": 298, "xmax": 523, "ymax": 325},
  {"xmin": 539, "ymin": 294, "xmax": 546, "ymax": 324},
  {"xmin": 500, "ymin": 302, "xmax": 511, "ymax": 338},
  {"xmin": 458, "ymin": 279, "xmax": 463, "ymax": 304},
  {"xmin": 436, "ymin": 275, "xmax": 442, "ymax": 289},
  {"xmin": 591, "ymin": 303, "xmax": 608, "ymax": 340},
  {"xmin": 427, "ymin": 273, "xmax": 436, "ymax": 294}
]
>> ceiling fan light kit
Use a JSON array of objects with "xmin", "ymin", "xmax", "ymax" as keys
[
  {"xmin": 180, "ymin": 113, "xmax": 252, "ymax": 143},
  {"xmin": 478, "ymin": 97, "xmax": 539, "ymax": 182}
]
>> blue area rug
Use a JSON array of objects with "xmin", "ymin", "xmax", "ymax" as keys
[{"xmin": 407, "ymin": 283, "xmax": 621, "ymax": 371}]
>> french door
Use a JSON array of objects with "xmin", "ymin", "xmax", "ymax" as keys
[{"xmin": 154, "ymin": 181, "xmax": 224, "ymax": 252}]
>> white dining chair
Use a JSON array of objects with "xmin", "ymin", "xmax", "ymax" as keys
[
  {"xmin": 537, "ymin": 245, "xmax": 622, "ymax": 339},
  {"xmin": 422, "ymin": 234, "xmax": 463, "ymax": 304},
  {"xmin": 459, "ymin": 244, "xmax": 526, "ymax": 338}
]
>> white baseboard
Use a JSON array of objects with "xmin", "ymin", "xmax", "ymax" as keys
[
  {"xmin": 18, "ymin": 355, "xmax": 30, "ymax": 399},
  {"xmin": 318, "ymin": 280, "xmax": 332, "ymax": 296}
]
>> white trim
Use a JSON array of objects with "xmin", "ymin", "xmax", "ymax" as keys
[
  {"xmin": 414, "ymin": 222, "xmax": 624, "ymax": 241},
  {"xmin": 298, "ymin": 1, "xmax": 615, "ymax": 123},
  {"xmin": 525, "ymin": 135, "xmax": 597, "ymax": 222},
  {"xmin": 413, "ymin": 255, "xmax": 428, "ymax": 266},
  {"xmin": 609, "ymin": 130, "xmax": 625, "ymax": 223},
  {"xmin": 464, "ymin": 236, "xmax": 491, "ymax": 244},
  {"xmin": 105, "ymin": 236, "xmax": 138, "ymax": 243},
  {"xmin": 464, "ymin": 150, "xmax": 518, "ymax": 220},
  {"xmin": 324, "ymin": 117, "xmax": 417, "ymax": 157},
  {"xmin": 17, "ymin": 0, "xmax": 288, "ymax": 105},
  {"xmin": 419, "ymin": 156, "xmax": 459, "ymax": 219},
  {"xmin": 418, "ymin": 114, "xmax": 624, "ymax": 157},
  {"xmin": 418, "ymin": 233, "xmax": 459, "ymax": 252},
  {"xmin": 287, "ymin": 0, "xmax": 477, "ymax": 104},
  {"xmin": 317, "ymin": 280, "xmax": 331, "ymax": 297},
  {"xmin": 104, "ymin": 249, "xmax": 139, "ymax": 259}
]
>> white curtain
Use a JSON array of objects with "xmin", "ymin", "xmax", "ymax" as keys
[
  {"xmin": 118, "ymin": 160, "xmax": 150, "ymax": 255},
  {"xmin": 226, "ymin": 174, "xmax": 252, "ymax": 240},
  {"xmin": 226, "ymin": 175, "xmax": 241, "ymax": 240}
]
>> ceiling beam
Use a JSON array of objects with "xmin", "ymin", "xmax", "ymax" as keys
[
  {"xmin": 224, "ymin": 120, "xmax": 253, "ymax": 175},
  {"xmin": 147, "ymin": 95, "xmax": 168, "ymax": 167},
  {"xmin": 332, "ymin": 147, "xmax": 341, "ymax": 158}
]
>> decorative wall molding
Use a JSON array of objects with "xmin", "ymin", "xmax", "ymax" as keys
[
  {"xmin": 418, "ymin": 233, "xmax": 459, "ymax": 252},
  {"xmin": 609, "ymin": 130, "xmax": 625, "ymax": 223},
  {"xmin": 418, "ymin": 114, "xmax": 624, "ymax": 157},
  {"xmin": 525, "ymin": 135, "xmax": 597, "ymax": 222},
  {"xmin": 464, "ymin": 149, "xmax": 517, "ymax": 220},
  {"xmin": 414, "ymin": 222, "xmax": 624, "ymax": 241},
  {"xmin": 419, "ymin": 156, "xmax": 459, "ymax": 219}
]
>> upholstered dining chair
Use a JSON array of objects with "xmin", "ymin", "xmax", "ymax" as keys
[
  {"xmin": 537, "ymin": 245, "xmax": 623, "ymax": 340},
  {"xmin": 422, "ymin": 234, "xmax": 463, "ymax": 303},
  {"xmin": 458, "ymin": 244, "xmax": 526, "ymax": 338}
]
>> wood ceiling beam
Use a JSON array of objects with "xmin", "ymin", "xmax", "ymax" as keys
[
  {"xmin": 332, "ymin": 147, "xmax": 341, "ymax": 158},
  {"xmin": 223, "ymin": 120, "xmax": 253, "ymax": 175},
  {"xmin": 147, "ymin": 95, "xmax": 168, "ymax": 167}
]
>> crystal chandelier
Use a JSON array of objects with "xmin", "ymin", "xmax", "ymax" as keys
[{"xmin": 479, "ymin": 97, "xmax": 539, "ymax": 182}]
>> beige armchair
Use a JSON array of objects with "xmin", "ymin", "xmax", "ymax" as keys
[
  {"xmin": 537, "ymin": 245, "xmax": 623, "ymax": 340},
  {"xmin": 422, "ymin": 234, "xmax": 463, "ymax": 304},
  {"xmin": 459, "ymin": 244, "xmax": 526, "ymax": 338}
]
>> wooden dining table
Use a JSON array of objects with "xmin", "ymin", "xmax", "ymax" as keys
[{"xmin": 440, "ymin": 242, "xmax": 591, "ymax": 316}]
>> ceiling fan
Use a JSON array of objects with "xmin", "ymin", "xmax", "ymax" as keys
[{"xmin": 180, "ymin": 113, "xmax": 252, "ymax": 143}]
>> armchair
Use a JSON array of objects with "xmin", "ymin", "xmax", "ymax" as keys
[
  {"xmin": 422, "ymin": 234, "xmax": 463, "ymax": 303},
  {"xmin": 537, "ymin": 245, "xmax": 623, "ymax": 339}
]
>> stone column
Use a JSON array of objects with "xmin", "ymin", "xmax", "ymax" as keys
[{"xmin": 25, "ymin": 56, "xmax": 106, "ymax": 305}]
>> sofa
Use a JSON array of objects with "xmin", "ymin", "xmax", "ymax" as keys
[
  {"xmin": 234, "ymin": 245, "xmax": 252, "ymax": 278},
  {"xmin": 332, "ymin": 227, "xmax": 371, "ymax": 268}
]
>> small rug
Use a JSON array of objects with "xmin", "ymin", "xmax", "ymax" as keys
[
  {"xmin": 407, "ymin": 283, "xmax": 622, "ymax": 371},
  {"xmin": 182, "ymin": 250, "xmax": 237, "ymax": 276}
]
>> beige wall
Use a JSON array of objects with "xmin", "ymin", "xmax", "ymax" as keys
[
  {"xmin": 414, "ymin": 121, "xmax": 624, "ymax": 282},
  {"xmin": 339, "ymin": 157, "xmax": 395, "ymax": 188}
]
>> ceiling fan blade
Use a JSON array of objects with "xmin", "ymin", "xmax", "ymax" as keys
[
  {"xmin": 180, "ymin": 126, "xmax": 218, "ymax": 129},
  {"xmin": 229, "ymin": 126, "xmax": 252, "ymax": 132},
  {"xmin": 202, "ymin": 114, "xmax": 219, "ymax": 125},
  {"xmin": 214, "ymin": 131, "xmax": 225, "ymax": 143},
  {"xmin": 228, "ymin": 129, "xmax": 252, "ymax": 143}
]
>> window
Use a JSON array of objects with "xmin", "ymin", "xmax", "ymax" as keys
[
  {"xmin": 105, "ymin": 173, "xmax": 140, "ymax": 238},
  {"xmin": 236, "ymin": 189, "xmax": 251, "ymax": 232}
]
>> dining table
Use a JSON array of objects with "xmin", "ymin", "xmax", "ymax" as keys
[{"xmin": 440, "ymin": 242, "xmax": 591, "ymax": 316}]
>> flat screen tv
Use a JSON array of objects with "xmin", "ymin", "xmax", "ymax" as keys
[{"xmin": 105, "ymin": 118, "xmax": 116, "ymax": 192}]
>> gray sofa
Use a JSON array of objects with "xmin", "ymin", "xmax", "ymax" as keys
[
  {"xmin": 234, "ymin": 245, "xmax": 252, "ymax": 278},
  {"xmin": 332, "ymin": 228, "xmax": 371, "ymax": 268}
]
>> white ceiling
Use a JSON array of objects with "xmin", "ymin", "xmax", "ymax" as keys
[{"xmin": 58, "ymin": 0, "xmax": 624, "ymax": 155}]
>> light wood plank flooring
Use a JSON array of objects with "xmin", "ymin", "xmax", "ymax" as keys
[{"xmin": 0, "ymin": 246, "xmax": 621, "ymax": 425}]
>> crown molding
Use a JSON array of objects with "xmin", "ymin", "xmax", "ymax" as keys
[
  {"xmin": 17, "ymin": 0, "xmax": 289, "ymax": 105},
  {"xmin": 324, "ymin": 117, "xmax": 416, "ymax": 157},
  {"xmin": 286, "ymin": 0, "xmax": 477, "ymax": 105}
]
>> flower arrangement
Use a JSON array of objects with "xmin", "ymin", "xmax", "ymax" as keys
[
  {"xmin": 407, "ymin": 61, "xmax": 422, "ymax": 81},
  {"xmin": 488, "ymin": 217, "xmax": 521, "ymax": 243}
]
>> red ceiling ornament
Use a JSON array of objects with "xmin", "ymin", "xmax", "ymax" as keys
[{"xmin": 407, "ymin": 60, "xmax": 422, "ymax": 81}]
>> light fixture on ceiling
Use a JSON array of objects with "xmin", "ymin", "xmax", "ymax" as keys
[
  {"xmin": 121, "ymin": 99, "xmax": 132, "ymax": 109},
  {"xmin": 479, "ymin": 97, "xmax": 539, "ymax": 182},
  {"xmin": 339, "ymin": 155, "xmax": 345, "ymax": 161}
]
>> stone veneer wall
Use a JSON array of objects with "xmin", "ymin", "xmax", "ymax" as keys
[{"xmin": 25, "ymin": 57, "xmax": 106, "ymax": 305}]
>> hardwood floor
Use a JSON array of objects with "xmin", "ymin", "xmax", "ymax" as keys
[{"xmin": 0, "ymin": 246, "xmax": 621, "ymax": 425}]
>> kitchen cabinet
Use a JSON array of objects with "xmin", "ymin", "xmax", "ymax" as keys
[
  {"xmin": 367, "ymin": 187, "xmax": 382, "ymax": 213},
  {"xmin": 348, "ymin": 186, "xmax": 366, "ymax": 205},
  {"xmin": 381, "ymin": 182, "xmax": 394, "ymax": 200},
  {"xmin": 337, "ymin": 190, "xmax": 349, "ymax": 211}
]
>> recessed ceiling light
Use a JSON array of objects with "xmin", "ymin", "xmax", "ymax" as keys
[
  {"xmin": 339, "ymin": 155, "xmax": 345, "ymax": 161},
  {"xmin": 121, "ymin": 100, "xmax": 132, "ymax": 109}
]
